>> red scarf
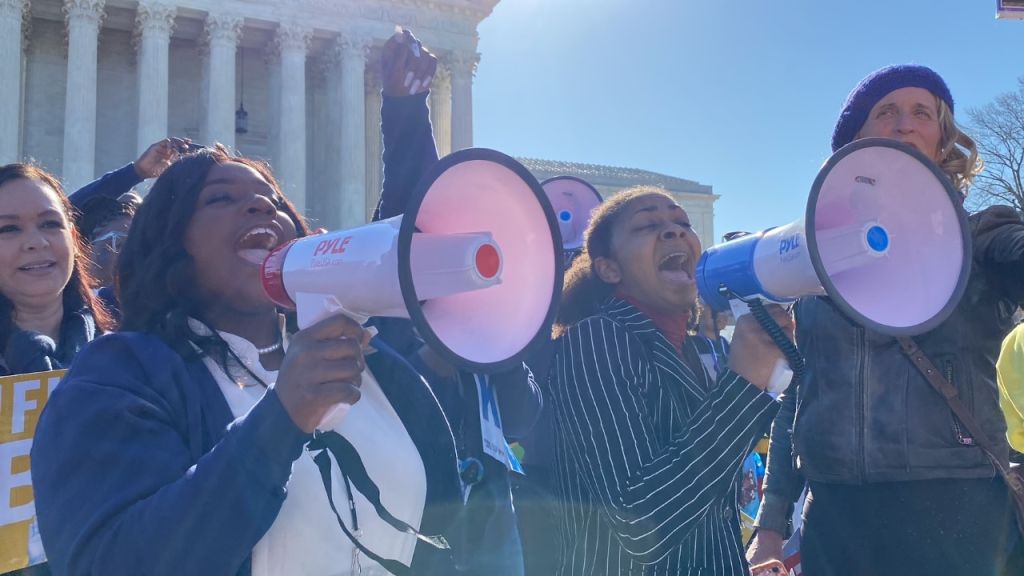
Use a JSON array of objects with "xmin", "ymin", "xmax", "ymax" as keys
[{"xmin": 615, "ymin": 291, "xmax": 691, "ymax": 356}]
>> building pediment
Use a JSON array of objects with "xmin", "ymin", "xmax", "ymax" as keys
[{"xmin": 517, "ymin": 157, "xmax": 713, "ymax": 196}]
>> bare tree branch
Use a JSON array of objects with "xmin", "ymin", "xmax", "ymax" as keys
[{"xmin": 967, "ymin": 79, "xmax": 1024, "ymax": 214}]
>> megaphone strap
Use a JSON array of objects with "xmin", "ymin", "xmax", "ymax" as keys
[{"xmin": 308, "ymin": 431, "xmax": 451, "ymax": 575}]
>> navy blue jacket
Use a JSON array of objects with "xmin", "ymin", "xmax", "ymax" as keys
[
  {"xmin": 68, "ymin": 163, "xmax": 141, "ymax": 212},
  {"xmin": 0, "ymin": 309, "xmax": 96, "ymax": 377},
  {"xmin": 30, "ymin": 332, "xmax": 460, "ymax": 576}
]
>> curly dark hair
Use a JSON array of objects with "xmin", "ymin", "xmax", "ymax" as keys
[
  {"xmin": 0, "ymin": 163, "xmax": 113, "ymax": 351},
  {"xmin": 552, "ymin": 186, "xmax": 676, "ymax": 338},
  {"xmin": 116, "ymin": 145, "xmax": 311, "ymax": 360}
]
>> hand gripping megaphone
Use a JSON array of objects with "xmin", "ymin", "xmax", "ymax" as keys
[
  {"xmin": 262, "ymin": 148, "xmax": 563, "ymax": 373},
  {"xmin": 541, "ymin": 176, "xmax": 604, "ymax": 251},
  {"xmin": 697, "ymin": 138, "xmax": 971, "ymax": 337}
]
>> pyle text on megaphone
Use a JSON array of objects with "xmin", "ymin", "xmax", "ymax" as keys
[{"xmin": 697, "ymin": 138, "xmax": 971, "ymax": 338}]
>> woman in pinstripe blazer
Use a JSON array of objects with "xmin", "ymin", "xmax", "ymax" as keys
[{"xmin": 546, "ymin": 187, "xmax": 792, "ymax": 576}]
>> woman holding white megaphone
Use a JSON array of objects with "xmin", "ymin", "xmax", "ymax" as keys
[
  {"xmin": 747, "ymin": 65, "xmax": 1024, "ymax": 576},
  {"xmin": 546, "ymin": 186, "xmax": 795, "ymax": 575},
  {"xmin": 29, "ymin": 146, "xmax": 462, "ymax": 576}
]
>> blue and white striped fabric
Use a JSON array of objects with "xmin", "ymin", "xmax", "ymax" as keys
[{"xmin": 548, "ymin": 298, "xmax": 779, "ymax": 575}]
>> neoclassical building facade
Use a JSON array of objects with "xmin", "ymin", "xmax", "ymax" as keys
[
  {"xmin": 520, "ymin": 158, "xmax": 718, "ymax": 249},
  {"xmin": 0, "ymin": 0, "xmax": 493, "ymax": 229},
  {"xmin": 0, "ymin": 0, "xmax": 717, "ymax": 240}
]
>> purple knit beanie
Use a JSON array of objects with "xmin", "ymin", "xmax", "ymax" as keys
[{"xmin": 831, "ymin": 64, "xmax": 954, "ymax": 152}]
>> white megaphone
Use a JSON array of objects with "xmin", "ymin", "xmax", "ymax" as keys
[
  {"xmin": 262, "ymin": 148, "xmax": 563, "ymax": 373},
  {"xmin": 697, "ymin": 138, "xmax": 971, "ymax": 337},
  {"xmin": 541, "ymin": 176, "xmax": 604, "ymax": 251}
]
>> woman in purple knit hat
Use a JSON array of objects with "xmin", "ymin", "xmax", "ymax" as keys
[{"xmin": 746, "ymin": 64, "xmax": 1024, "ymax": 575}]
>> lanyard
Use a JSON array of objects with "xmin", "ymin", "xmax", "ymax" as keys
[
  {"xmin": 309, "ymin": 431, "xmax": 450, "ymax": 576},
  {"xmin": 339, "ymin": 470, "xmax": 363, "ymax": 574}
]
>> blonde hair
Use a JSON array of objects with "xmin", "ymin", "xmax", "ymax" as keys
[{"xmin": 935, "ymin": 98, "xmax": 983, "ymax": 195}]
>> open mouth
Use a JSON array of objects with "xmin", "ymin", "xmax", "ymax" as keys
[
  {"xmin": 236, "ymin": 226, "xmax": 279, "ymax": 265},
  {"xmin": 658, "ymin": 252, "xmax": 694, "ymax": 283}
]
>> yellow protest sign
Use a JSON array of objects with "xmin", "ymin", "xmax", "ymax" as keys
[{"xmin": 0, "ymin": 370, "xmax": 64, "ymax": 572}]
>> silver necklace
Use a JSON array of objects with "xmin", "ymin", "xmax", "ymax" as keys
[{"xmin": 254, "ymin": 337, "xmax": 282, "ymax": 355}]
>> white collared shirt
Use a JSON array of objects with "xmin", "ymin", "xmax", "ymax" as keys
[{"xmin": 189, "ymin": 319, "xmax": 428, "ymax": 576}]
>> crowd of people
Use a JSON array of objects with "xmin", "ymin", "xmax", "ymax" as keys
[{"xmin": 1, "ymin": 27, "xmax": 1023, "ymax": 576}]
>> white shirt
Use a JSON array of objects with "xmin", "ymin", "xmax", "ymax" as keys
[{"xmin": 191, "ymin": 319, "xmax": 428, "ymax": 576}]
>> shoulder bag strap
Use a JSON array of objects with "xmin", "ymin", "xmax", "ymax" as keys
[{"xmin": 897, "ymin": 336, "xmax": 1024, "ymax": 496}]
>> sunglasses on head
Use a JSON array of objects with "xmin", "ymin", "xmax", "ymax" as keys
[
  {"xmin": 91, "ymin": 230, "xmax": 128, "ymax": 253},
  {"xmin": 176, "ymin": 141, "xmax": 208, "ymax": 154}
]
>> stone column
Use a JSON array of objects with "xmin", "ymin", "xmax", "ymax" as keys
[
  {"xmin": 62, "ymin": 0, "xmax": 105, "ymax": 191},
  {"xmin": 448, "ymin": 51, "xmax": 478, "ymax": 152},
  {"xmin": 364, "ymin": 65, "xmax": 382, "ymax": 221},
  {"xmin": 338, "ymin": 34, "xmax": 369, "ymax": 227},
  {"xmin": 264, "ymin": 46, "xmax": 280, "ymax": 169},
  {"xmin": 16, "ymin": 2, "xmax": 29, "ymax": 159},
  {"xmin": 429, "ymin": 61, "xmax": 451, "ymax": 158},
  {"xmin": 307, "ymin": 57, "xmax": 329, "ymax": 224},
  {"xmin": 275, "ymin": 23, "xmax": 311, "ymax": 215},
  {"xmin": 134, "ymin": 1, "xmax": 175, "ymax": 154},
  {"xmin": 311, "ymin": 48, "xmax": 339, "ymax": 229},
  {"xmin": 196, "ymin": 40, "xmax": 208, "ymax": 140},
  {"xmin": 703, "ymin": 204, "xmax": 716, "ymax": 248},
  {"xmin": 202, "ymin": 12, "xmax": 241, "ymax": 148},
  {"xmin": 0, "ymin": 0, "xmax": 27, "ymax": 165}
]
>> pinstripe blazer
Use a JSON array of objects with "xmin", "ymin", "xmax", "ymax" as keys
[{"xmin": 548, "ymin": 298, "xmax": 779, "ymax": 575}]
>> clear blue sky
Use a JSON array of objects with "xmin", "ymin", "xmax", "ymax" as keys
[{"xmin": 473, "ymin": 0, "xmax": 1024, "ymax": 240}]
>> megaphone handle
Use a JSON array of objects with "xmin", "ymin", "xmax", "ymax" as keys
[
  {"xmin": 296, "ymin": 292, "xmax": 369, "ymax": 330},
  {"xmin": 293, "ymin": 292, "xmax": 369, "ymax": 431},
  {"xmin": 767, "ymin": 358, "xmax": 795, "ymax": 397},
  {"xmin": 746, "ymin": 298, "xmax": 805, "ymax": 393}
]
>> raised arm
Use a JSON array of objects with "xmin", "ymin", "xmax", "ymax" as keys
[
  {"xmin": 373, "ymin": 29, "xmax": 440, "ymax": 221},
  {"xmin": 553, "ymin": 316, "xmax": 778, "ymax": 563},
  {"xmin": 69, "ymin": 138, "xmax": 188, "ymax": 209},
  {"xmin": 69, "ymin": 163, "xmax": 141, "ymax": 211}
]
